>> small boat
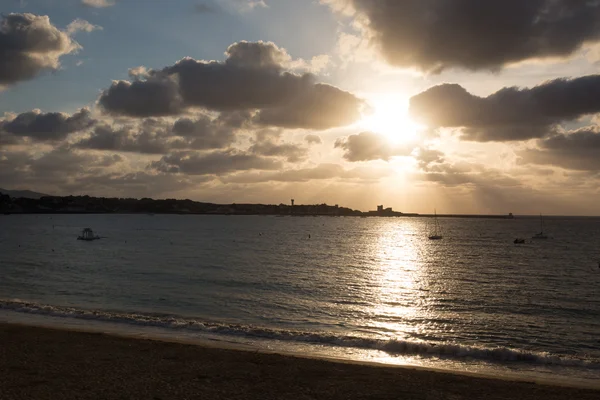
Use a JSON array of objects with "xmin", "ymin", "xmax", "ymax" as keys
[
  {"xmin": 428, "ymin": 210, "xmax": 443, "ymax": 240},
  {"xmin": 77, "ymin": 228, "xmax": 100, "ymax": 241},
  {"xmin": 531, "ymin": 214, "xmax": 549, "ymax": 239},
  {"xmin": 514, "ymin": 238, "xmax": 525, "ymax": 244}
]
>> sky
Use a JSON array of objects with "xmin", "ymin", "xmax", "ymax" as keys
[{"xmin": 2, "ymin": 0, "xmax": 600, "ymax": 214}]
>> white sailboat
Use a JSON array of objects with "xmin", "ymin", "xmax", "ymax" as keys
[
  {"xmin": 531, "ymin": 214, "xmax": 548, "ymax": 239},
  {"xmin": 428, "ymin": 210, "xmax": 443, "ymax": 240}
]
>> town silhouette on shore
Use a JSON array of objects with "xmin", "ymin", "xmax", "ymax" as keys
[{"xmin": 0, "ymin": 191, "xmax": 514, "ymax": 219}]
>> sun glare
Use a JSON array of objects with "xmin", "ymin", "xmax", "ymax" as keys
[{"xmin": 359, "ymin": 94, "xmax": 424, "ymax": 144}]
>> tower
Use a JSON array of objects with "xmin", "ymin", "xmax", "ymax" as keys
[{"xmin": 291, "ymin": 199, "xmax": 295, "ymax": 206}]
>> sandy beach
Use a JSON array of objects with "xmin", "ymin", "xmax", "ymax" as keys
[{"xmin": 0, "ymin": 323, "xmax": 598, "ymax": 400}]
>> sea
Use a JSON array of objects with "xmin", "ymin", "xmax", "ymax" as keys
[{"xmin": 1, "ymin": 214, "xmax": 599, "ymax": 387}]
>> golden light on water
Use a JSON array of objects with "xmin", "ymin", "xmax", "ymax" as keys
[
  {"xmin": 359, "ymin": 94, "xmax": 425, "ymax": 144},
  {"xmin": 371, "ymin": 221, "xmax": 425, "ymax": 336}
]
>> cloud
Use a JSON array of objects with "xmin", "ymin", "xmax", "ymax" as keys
[
  {"xmin": 194, "ymin": 3, "xmax": 217, "ymax": 13},
  {"xmin": 128, "ymin": 66, "xmax": 149, "ymax": 79},
  {"xmin": 99, "ymin": 76, "xmax": 184, "ymax": 117},
  {"xmin": 0, "ymin": 146, "xmax": 198, "ymax": 198},
  {"xmin": 0, "ymin": 13, "xmax": 80, "ymax": 87},
  {"xmin": 75, "ymin": 123, "xmax": 170, "ymax": 154},
  {"xmin": 66, "ymin": 19, "xmax": 102, "ymax": 34},
  {"xmin": 409, "ymin": 75, "xmax": 600, "ymax": 142},
  {"xmin": 98, "ymin": 41, "xmax": 363, "ymax": 129},
  {"xmin": 1, "ymin": 108, "xmax": 94, "ymax": 142},
  {"xmin": 334, "ymin": 132, "xmax": 412, "ymax": 161},
  {"xmin": 229, "ymin": 0, "xmax": 267, "ymax": 12},
  {"xmin": 304, "ymin": 134, "xmax": 322, "ymax": 144},
  {"xmin": 222, "ymin": 163, "xmax": 393, "ymax": 183},
  {"xmin": 0, "ymin": 146, "xmax": 122, "ymax": 189},
  {"xmin": 81, "ymin": 0, "xmax": 115, "ymax": 7},
  {"xmin": 66, "ymin": 171, "xmax": 201, "ymax": 198},
  {"xmin": 171, "ymin": 115, "xmax": 237, "ymax": 149},
  {"xmin": 150, "ymin": 150, "xmax": 283, "ymax": 175},
  {"xmin": 518, "ymin": 126, "xmax": 600, "ymax": 171},
  {"xmin": 324, "ymin": 0, "xmax": 600, "ymax": 72},
  {"xmin": 75, "ymin": 115, "xmax": 237, "ymax": 154},
  {"xmin": 248, "ymin": 140, "xmax": 308, "ymax": 163},
  {"xmin": 255, "ymin": 83, "xmax": 364, "ymax": 130},
  {"xmin": 412, "ymin": 147, "xmax": 520, "ymax": 188}
]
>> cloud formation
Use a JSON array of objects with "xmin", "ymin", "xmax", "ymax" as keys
[
  {"xmin": 335, "ymin": 131, "xmax": 411, "ymax": 161},
  {"xmin": 325, "ymin": 0, "xmax": 600, "ymax": 72},
  {"xmin": 76, "ymin": 115, "xmax": 237, "ymax": 154},
  {"xmin": 151, "ymin": 150, "xmax": 283, "ymax": 175},
  {"xmin": 0, "ymin": 13, "xmax": 80, "ymax": 87},
  {"xmin": 1, "ymin": 108, "xmax": 94, "ymax": 142},
  {"xmin": 223, "ymin": 163, "xmax": 392, "ymax": 183},
  {"xmin": 66, "ymin": 19, "xmax": 102, "ymax": 35},
  {"xmin": 98, "ymin": 41, "xmax": 363, "ymax": 129},
  {"xmin": 248, "ymin": 140, "xmax": 308, "ymax": 163},
  {"xmin": 0, "ymin": 146, "xmax": 121, "ymax": 190},
  {"xmin": 304, "ymin": 134, "xmax": 322, "ymax": 144},
  {"xmin": 99, "ymin": 76, "xmax": 184, "ymax": 117},
  {"xmin": 409, "ymin": 75, "xmax": 600, "ymax": 142},
  {"xmin": 412, "ymin": 147, "xmax": 520, "ymax": 189},
  {"xmin": 81, "ymin": 0, "xmax": 115, "ymax": 7},
  {"xmin": 194, "ymin": 3, "xmax": 216, "ymax": 13},
  {"xmin": 519, "ymin": 127, "xmax": 600, "ymax": 171}
]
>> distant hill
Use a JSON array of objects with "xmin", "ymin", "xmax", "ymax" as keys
[{"xmin": 0, "ymin": 188, "xmax": 49, "ymax": 199}]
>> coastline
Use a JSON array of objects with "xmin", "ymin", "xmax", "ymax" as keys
[{"xmin": 2, "ymin": 323, "xmax": 599, "ymax": 399}]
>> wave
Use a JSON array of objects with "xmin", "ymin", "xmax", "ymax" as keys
[{"xmin": 1, "ymin": 299, "xmax": 598, "ymax": 369}]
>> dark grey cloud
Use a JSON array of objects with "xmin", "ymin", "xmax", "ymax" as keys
[
  {"xmin": 334, "ymin": 131, "xmax": 412, "ymax": 161},
  {"xmin": 194, "ymin": 3, "xmax": 216, "ymax": 13},
  {"xmin": 0, "ymin": 146, "xmax": 197, "ymax": 198},
  {"xmin": 98, "ymin": 76, "xmax": 184, "ymax": 117},
  {"xmin": 518, "ymin": 127, "xmax": 600, "ymax": 171},
  {"xmin": 248, "ymin": 140, "xmax": 308, "ymax": 163},
  {"xmin": 150, "ymin": 150, "xmax": 283, "ymax": 175},
  {"xmin": 255, "ymin": 83, "xmax": 364, "ymax": 130},
  {"xmin": 172, "ymin": 116, "xmax": 236, "ymax": 149},
  {"xmin": 0, "ymin": 13, "xmax": 79, "ymax": 87},
  {"xmin": 409, "ymin": 75, "xmax": 600, "ymax": 142},
  {"xmin": 304, "ymin": 134, "xmax": 322, "ymax": 145},
  {"xmin": 75, "ymin": 123, "xmax": 169, "ymax": 154},
  {"xmin": 65, "ymin": 171, "xmax": 202, "ymax": 198},
  {"xmin": 333, "ymin": 0, "xmax": 600, "ymax": 72},
  {"xmin": 76, "ymin": 115, "xmax": 237, "ymax": 154},
  {"xmin": 0, "ymin": 146, "xmax": 123, "ymax": 190},
  {"xmin": 98, "ymin": 41, "xmax": 363, "ymax": 129},
  {"xmin": 1, "ymin": 108, "xmax": 94, "ymax": 141}
]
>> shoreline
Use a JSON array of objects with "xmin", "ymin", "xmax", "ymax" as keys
[{"xmin": 2, "ymin": 322, "xmax": 599, "ymax": 399}]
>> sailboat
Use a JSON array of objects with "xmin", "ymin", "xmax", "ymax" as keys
[
  {"xmin": 531, "ymin": 214, "xmax": 548, "ymax": 239},
  {"xmin": 428, "ymin": 210, "xmax": 443, "ymax": 240}
]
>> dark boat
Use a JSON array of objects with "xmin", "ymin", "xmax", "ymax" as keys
[
  {"xmin": 77, "ymin": 228, "xmax": 100, "ymax": 241},
  {"xmin": 514, "ymin": 238, "xmax": 525, "ymax": 244}
]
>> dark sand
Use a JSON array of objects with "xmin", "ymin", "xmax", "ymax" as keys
[{"xmin": 1, "ymin": 323, "xmax": 598, "ymax": 400}]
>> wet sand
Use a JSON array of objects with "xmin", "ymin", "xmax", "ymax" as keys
[{"xmin": 1, "ymin": 323, "xmax": 598, "ymax": 400}]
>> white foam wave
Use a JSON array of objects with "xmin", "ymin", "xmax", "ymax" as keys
[{"xmin": 1, "ymin": 300, "xmax": 598, "ymax": 369}]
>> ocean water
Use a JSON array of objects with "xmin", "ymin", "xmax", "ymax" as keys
[{"xmin": 1, "ymin": 214, "xmax": 600, "ymax": 386}]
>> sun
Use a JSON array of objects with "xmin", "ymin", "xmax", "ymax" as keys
[{"xmin": 358, "ymin": 94, "xmax": 424, "ymax": 144}]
